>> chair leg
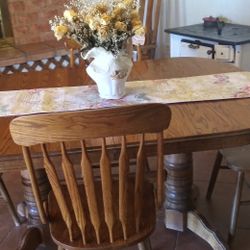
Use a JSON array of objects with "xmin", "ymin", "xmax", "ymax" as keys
[
  {"xmin": 145, "ymin": 157, "xmax": 151, "ymax": 173},
  {"xmin": 137, "ymin": 238, "xmax": 152, "ymax": 250},
  {"xmin": 69, "ymin": 48, "xmax": 74, "ymax": 68},
  {"xmin": 206, "ymin": 151, "xmax": 223, "ymax": 200},
  {"xmin": 0, "ymin": 174, "xmax": 21, "ymax": 226},
  {"xmin": 18, "ymin": 227, "xmax": 42, "ymax": 250},
  {"xmin": 228, "ymin": 170, "xmax": 244, "ymax": 243}
]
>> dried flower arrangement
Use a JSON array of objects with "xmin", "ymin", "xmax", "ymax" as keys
[{"xmin": 49, "ymin": 0, "xmax": 145, "ymax": 55}]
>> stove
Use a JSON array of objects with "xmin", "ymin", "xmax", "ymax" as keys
[{"xmin": 166, "ymin": 23, "xmax": 250, "ymax": 70}]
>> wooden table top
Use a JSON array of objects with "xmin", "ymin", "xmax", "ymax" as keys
[{"xmin": 0, "ymin": 58, "xmax": 249, "ymax": 163}]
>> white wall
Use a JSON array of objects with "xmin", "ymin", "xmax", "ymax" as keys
[{"xmin": 184, "ymin": 0, "xmax": 250, "ymax": 26}]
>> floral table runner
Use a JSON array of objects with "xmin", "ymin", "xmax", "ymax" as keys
[{"xmin": 1, "ymin": 71, "xmax": 250, "ymax": 117}]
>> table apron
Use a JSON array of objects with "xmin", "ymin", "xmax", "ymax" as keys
[{"xmin": 1, "ymin": 130, "xmax": 250, "ymax": 172}]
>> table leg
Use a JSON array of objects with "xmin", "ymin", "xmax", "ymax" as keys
[{"xmin": 164, "ymin": 153, "xmax": 228, "ymax": 250}]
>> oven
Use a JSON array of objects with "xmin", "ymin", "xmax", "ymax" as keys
[
  {"xmin": 166, "ymin": 24, "xmax": 250, "ymax": 71},
  {"xmin": 171, "ymin": 35, "xmax": 238, "ymax": 65}
]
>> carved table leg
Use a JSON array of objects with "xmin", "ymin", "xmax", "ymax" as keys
[
  {"xmin": 164, "ymin": 153, "xmax": 228, "ymax": 250},
  {"xmin": 164, "ymin": 153, "xmax": 193, "ymax": 231}
]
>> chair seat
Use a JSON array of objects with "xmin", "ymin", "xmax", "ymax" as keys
[
  {"xmin": 48, "ymin": 178, "xmax": 156, "ymax": 250},
  {"xmin": 220, "ymin": 144, "xmax": 250, "ymax": 171}
]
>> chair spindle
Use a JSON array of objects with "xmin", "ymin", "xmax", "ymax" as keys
[
  {"xmin": 22, "ymin": 146, "xmax": 47, "ymax": 224},
  {"xmin": 153, "ymin": 0, "xmax": 161, "ymax": 43},
  {"xmin": 41, "ymin": 144, "xmax": 73, "ymax": 242},
  {"xmin": 156, "ymin": 132, "xmax": 164, "ymax": 208},
  {"xmin": 146, "ymin": 0, "xmax": 154, "ymax": 39},
  {"xmin": 100, "ymin": 138, "xmax": 114, "ymax": 243},
  {"xmin": 135, "ymin": 134, "xmax": 145, "ymax": 232},
  {"xmin": 118, "ymin": 136, "xmax": 129, "ymax": 240},
  {"xmin": 60, "ymin": 142, "xmax": 86, "ymax": 244},
  {"xmin": 80, "ymin": 140, "xmax": 101, "ymax": 244}
]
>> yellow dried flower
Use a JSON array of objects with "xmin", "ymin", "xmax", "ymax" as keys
[
  {"xmin": 88, "ymin": 18, "xmax": 100, "ymax": 30},
  {"xmin": 131, "ymin": 18, "xmax": 142, "ymax": 27},
  {"xmin": 112, "ymin": 7, "xmax": 125, "ymax": 17},
  {"xmin": 124, "ymin": 0, "xmax": 134, "ymax": 7},
  {"xmin": 49, "ymin": 0, "xmax": 145, "ymax": 55},
  {"xmin": 54, "ymin": 25, "xmax": 68, "ymax": 40},
  {"xmin": 100, "ymin": 14, "xmax": 111, "ymax": 25},
  {"xmin": 84, "ymin": 15, "xmax": 90, "ymax": 23},
  {"xmin": 134, "ymin": 26, "xmax": 145, "ymax": 36},
  {"xmin": 98, "ymin": 26, "xmax": 109, "ymax": 40},
  {"xmin": 131, "ymin": 10, "xmax": 140, "ymax": 19},
  {"xmin": 115, "ymin": 21, "xmax": 127, "ymax": 32},
  {"xmin": 95, "ymin": 3, "xmax": 108, "ymax": 14},
  {"xmin": 63, "ymin": 9, "xmax": 77, "ymax": 22},
  {"xmin": 116, "ymin": 3, "xmax": 127, "ymax": 9}
]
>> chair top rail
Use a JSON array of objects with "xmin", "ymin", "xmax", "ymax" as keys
[{"xmin": 10, "ymin": 104, "xmax": 171, "ymax": 146}]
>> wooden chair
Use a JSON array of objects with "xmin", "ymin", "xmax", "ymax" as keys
[
  {"xmin": 206, "ymin": 145, "xmax": 250, "ymax": 243},
  {"xmin": 136, "ymin": 0, "xmax": 162, "ymax": 61},
  {"xmin": 10, "ymin": 103, "xmax": 171, "ymax": 250},
  {"xmin": 18, "ymin": 227, "xmax": 43, "ymax": 250}
]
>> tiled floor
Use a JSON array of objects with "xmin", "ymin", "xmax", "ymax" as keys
[{"xmin": 1, "ymin": 150, "xmax": 250, "ymax": 249}]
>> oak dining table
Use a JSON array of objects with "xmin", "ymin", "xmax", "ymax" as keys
[{"xmin": 1, "ymin": 57, "xmax": 250, "ymax": 250}]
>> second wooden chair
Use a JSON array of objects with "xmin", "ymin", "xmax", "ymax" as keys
[
  {"xmin": 206, "ymin": 145, "xmax": 250, "ymax": 243},
  {"xmin": 136, "ymin": 0, "xmax": 162, "ymax": 61}
]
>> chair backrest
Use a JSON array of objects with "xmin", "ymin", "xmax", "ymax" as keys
[
  {"xmin": 137, "ymin": 0, "xmax": 162, "ymax": 61},
  {"xmin": 10, "ymin": 103, "xmax": 171, "ymax": 245}
]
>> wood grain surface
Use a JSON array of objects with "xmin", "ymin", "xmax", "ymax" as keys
[{"xmin": 1, "ymin": 58, "xmax": 250, "ymax": 169}]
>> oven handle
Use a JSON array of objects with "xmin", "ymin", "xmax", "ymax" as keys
[{"xmin": 181, "ymin": 39, "xmax": 215, "ymax": 58}]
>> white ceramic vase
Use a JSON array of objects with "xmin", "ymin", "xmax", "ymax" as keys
[{"xmin": 83, "ymin": 47, "xmax": 133, "ymax": 99}]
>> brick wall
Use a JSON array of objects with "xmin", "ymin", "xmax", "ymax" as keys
[{"xmin": 7, "ymin": 0, "xmax": 65, "ymax": 45}]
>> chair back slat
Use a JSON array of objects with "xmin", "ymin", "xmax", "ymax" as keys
[
  {"xmin": 80, "ymin": 140, "xmax": 101, "ymax": 244},
  {"xmin": 100, "ymin": 138, "xmax": 115, "ymax": 243},
  {"xmin": 136, "ymin": 0, "xmax": 162, "ymax": 60},
  {"xmin": 144, "ymin": 0, "xmax": 161, "ymax": 44},
  {"xmin": 22, "ymin": 146, "xmax": 47, "ymax": 224},
  {"xmin": 134, "ymin": 134, "xmax": 145, "ymax": 232},
  {"xmin": 10, "ymin": 104, "xmax": 171, "ymax": 246},
  {"xmin": 156, "ymin": 132, "xmax": 164, "ymax": 208},
  {"xmin": 145, "ymin": 0, "xmax": 154, "ymax": 40},
  {"xmin": 118, "ymin": 136, "xmax": 129, "ymax": 240},
  {"xmin": 41, "ymin": 144, "xmax": 73, "ymax": 241},
  {"xmin": 152, "ymin": 0, "xmax": 161, "ymax": 44},
  {"xmin": 139, "ymin": 0, "xmax": 145, "ymax": 16},
  {"xmin": 60, "ymin": 142, "xmax": 87, "ymax": 244}
]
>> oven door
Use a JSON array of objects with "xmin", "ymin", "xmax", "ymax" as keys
[{"xmin": 180, "ymin": 39, "xmax": 215, "ymax": 59}]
